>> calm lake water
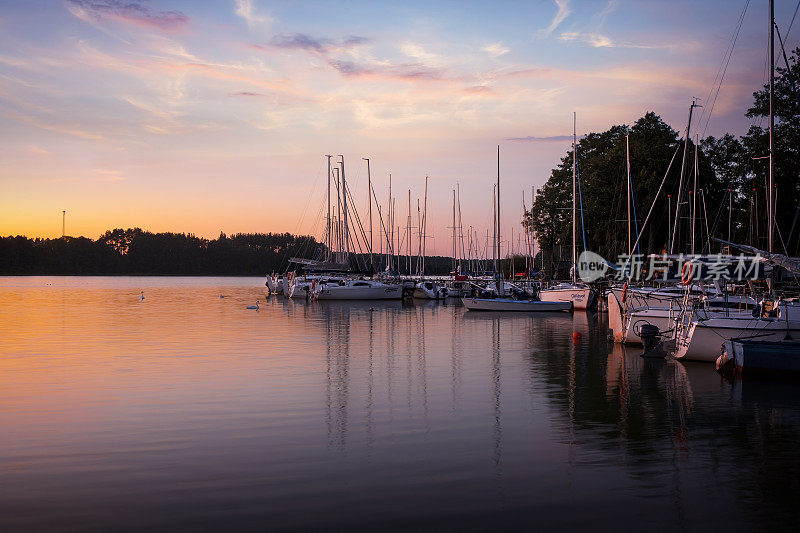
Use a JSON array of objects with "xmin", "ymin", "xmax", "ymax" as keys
[{"xmin": 1, "ymin": 276, "xmax": 799, "ymax": 532}]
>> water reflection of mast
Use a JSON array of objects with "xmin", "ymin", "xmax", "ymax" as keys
[
  {"xmin": 567, "ymin": 317, "xmax": 575, "ymax": 489},
  {"xmin": 450, "ymin": 303, "xmax": 462, "ymax": 412},
  {"xmin": 325, "ymin": 305, "xmax": 350, "ymax": 449},
  {"xmin": 491, "ymin": 317, "xmax": 503, "ymax": 475},
  {"xmin": 418, "ymin": 304, "xmax": 429, "ymax": 424},
  {"xmin": 366, "ymin": 305, "xmax": 374, "ymax": 450}
]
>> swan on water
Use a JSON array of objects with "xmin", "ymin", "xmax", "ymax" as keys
[{"xmin": 246, "ymin": 300, "xmax": 260, "ymax": 310}]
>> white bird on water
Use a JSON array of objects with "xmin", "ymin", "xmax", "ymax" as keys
[
  {"xmin": 246, "ymin": 300, "xmax": 260, "ymax": 310},
  {"xmin": 140, "ymin": 291, "xmax": 145, "ymax": 301}
]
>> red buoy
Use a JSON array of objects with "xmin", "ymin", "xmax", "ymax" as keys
[{"xmin": 572, "ymin": 332, "xmax": 582, "ymax": 342}]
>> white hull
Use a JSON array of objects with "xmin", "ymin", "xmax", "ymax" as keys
[
  {"xmin": 266, "ymin": 276, "xmax": 286, "ymax": 295},
  {"xmin": 539, "ymin": 286, "xmax": 595, "ymax": 310},
  {"xmin": 315, "ymin": 281, "xmax": 402, "ymax": 300},
  {"xmin": 445, "ymin": 281, "xmax": 471, "ymax": 298},
  {"xmin": 413, "ymin": 281, "xmax": 446, "ymax": 299},
  {"xmin": 675, "ymin": 318, "xmax": 800, "ymax": 362},
  {"xmin": 610, "ymin": 286, "xmax": 756, "ymax": 310},
  {"xmin": 462, "ymin": 297, "xmax": 572, "ymax": 312},
  {"xmin": 288, "ymin": 281, "xmax": 313, "ymax": 299}
]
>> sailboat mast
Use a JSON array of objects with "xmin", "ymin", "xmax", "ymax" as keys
[
  {"xmin": 386, "ymin": 172, "xmax": 394, "ymax": 265},
  {"xmin": 407, "ymin": 189, "xmax": 411, "ymax": 275},
  {"xmin": 670, "ymin": 99, "xmax": 699, "ymax": 254},
  {"xmin": 572, "ymin": 113, "xmax": 577, "ymax": 284},
  {"xmin": 497, "ymin": 145, "xmax": 502, "ymax": 291},
  {"xmin": 493, "ymin": 186, "xmax": 497, "ymax": 276},
  {"xmin": 325, "ymin": 154, "xmax": 332, "ymax": 258},
  {"xmin": 422, "ymin": 176, "xmax": 428, "ymax": 276},
  {"xmin": 769, "ymin": 0, "xmax": 774, "ymax": 255},
  {"xmin": 452, "ymin": 189, "xmax": 457, "ymax": 274},
  {"xmin": 339, "ymin": 155, "xmax": 348, "ymax": 257},
  {"xmin": 626, "ymin": 134, "xmax": 631, "ymax": 256},
  {"xmin": 458, "ymin": 185, "xmax": 465, "ymax": 271},
  {"xmin": 363, "ymin": 158, "xmax": 373, "ymax": 269},
  {"xmin": 692, "ymin": 134, "xmax": 699, "ymax": 255}
]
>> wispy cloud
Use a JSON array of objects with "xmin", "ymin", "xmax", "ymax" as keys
[
  {"xmin": 538, "ymin": 0, "xmax": 570, "ymax": 38},
  {"xmin": 93, "ymin": 168, "xmax": 126, "ymax": 181},
  {"xmin": 25, "ymin": 144, "xmax": 51, "ymax": 157},
  {"xmin": 558, "ymin": 32, "xmax": 615, "ymax": 48},
  {"xmin": 461, "ymin": 85, "xmax": 496, "ymax": 95},
  {"xmin": 400, "ymin": 42, "xmax": 441, "ymax": 64},
  {"xmin": 481, "ymin": 42, "xmax": 510, "ymax": 58},
  {"xmin": 326, "ymin": 58, "xmax": 457, "ymax": 82},
  {"xmin": 595, "ymin": 0, "xmax": 619, "ymax": 25},
  {"xmin": 229, "ymin": 91, "xmax": 263, "ymax": 97},
  {"xmin": 557, "ymin": 31, "xmax": 680, "ymax": 50},
  {"xmin": 66, "ymin": 0, "xmax": 190, "ymax": 32},
  {"xmin": 256, "ymin": 34, "xmax": 369, "ymax": 56},
  {"xmin": 234, "ymin": 0, "xmax": 271, "ymax": 31}
]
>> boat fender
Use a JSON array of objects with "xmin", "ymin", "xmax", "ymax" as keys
[{"xmin": 622, "ymin": 282, "xmax": 628, "ymax": 303}]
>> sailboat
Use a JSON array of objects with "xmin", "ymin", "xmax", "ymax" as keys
[
  {"xmin": 289, "ymin": 155, "xmax": 400, "ymax": 300},
  {"xmin": 411, "ymin": 176, "xmax": 446, "ymax": 299},
  {"xmin": 539, "ymin": 113, "xmax": 596, "ymax": 310},
  {"xmin": 462, "ymin": 146, "xmax": 572, "ymax": 312},
  {"xmin": 673, "ymin": 1, "xmax": 800, "ymax": 361}
]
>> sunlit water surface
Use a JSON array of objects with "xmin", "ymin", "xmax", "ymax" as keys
[{"xmin": 1, "ymin": 277, "xmax": 799, "ymax": 532}]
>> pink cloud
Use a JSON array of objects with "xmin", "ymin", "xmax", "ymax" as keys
[{"xmin": 67, "ymin": 0, "xmax": 190, "ymax": 33}]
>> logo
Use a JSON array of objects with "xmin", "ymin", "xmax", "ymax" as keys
[{"xmin": 578, "ymin": 250, "xmax": 609, "ymax": 282}]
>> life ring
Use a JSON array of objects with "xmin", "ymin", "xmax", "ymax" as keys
[
  {"xmin": 621, "ymin": 282, "xmax": 628, "ymax": 303},
  {"xmin": 681, "ymin": 262, "xmax": 694, "ymax": 285}
]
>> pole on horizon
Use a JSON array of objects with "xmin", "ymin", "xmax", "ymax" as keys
[{"xmin": 62, "ymin": 210, "xmax": 66, "ymax": 238}]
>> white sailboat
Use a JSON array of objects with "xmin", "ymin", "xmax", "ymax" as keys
[
  {"xmin": 313, "ymin": 278, "xmax": 402, "ymax": 300},
  {"xmin": 673, "ymin": 2, "xmax": 799, "ymax": 362},
  {"xmin": 674, "ymin": 304, "xmax": 800, "ymax": 362},
  {"xmin": 462, "ymin": 146, "xmax": 570, "ymax": 312},
  {"xmin": 539, "ymin": 113, "xmax": 595, "ymax": 310}
]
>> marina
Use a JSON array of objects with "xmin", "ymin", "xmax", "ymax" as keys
[{"xmin": 3, "ymin": 0, "xmax": 800, "ymax": 530}]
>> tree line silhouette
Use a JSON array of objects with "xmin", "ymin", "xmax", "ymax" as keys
[{"xmin": 0, "ymin": 227, "xmax": 459, "ymax": 276}]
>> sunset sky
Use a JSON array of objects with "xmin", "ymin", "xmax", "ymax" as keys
[{"xmin": 1, "ymin": 0, "xmax": 797, "ymax": 255}]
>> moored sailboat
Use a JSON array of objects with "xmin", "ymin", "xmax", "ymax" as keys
[{"xmin": 539, "ymin": 113, "xmax": 596, "ymax": 310}]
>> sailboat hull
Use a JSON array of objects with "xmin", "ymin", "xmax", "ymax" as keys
[
  {"xmin": 461, "ymin": 298, "xmax": 572, "ymax": 312},
  {"xmin": 675, "ymin": 318, "xmax": 800, "ymax": 362},
  {"xmin": 315, "ymin": 284, "xmax": 402, "ymax": 300},
  {"xmin": 539, "ymin": 287, "xmax": 595, "ymax": 310}
]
